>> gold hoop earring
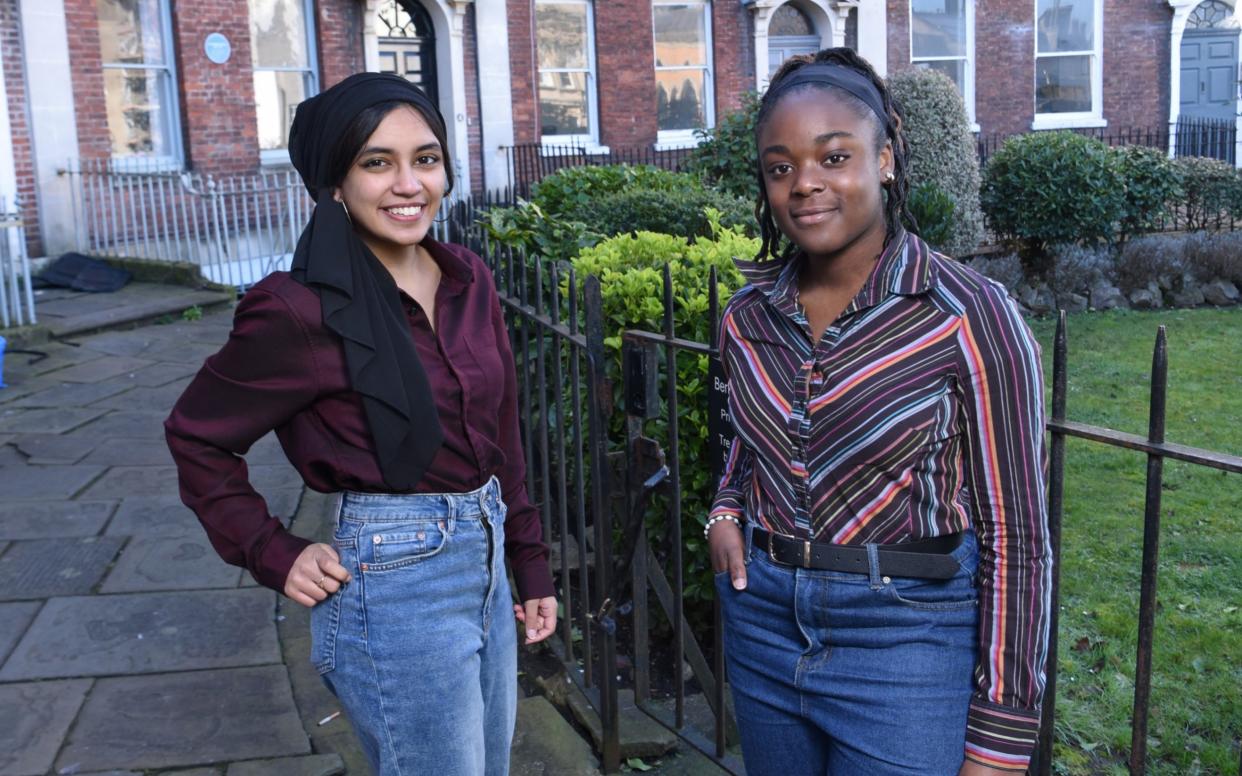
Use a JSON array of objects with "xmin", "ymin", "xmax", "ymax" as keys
[{"xmin": 339, "ymin": 199, "xmax": 352, "ymax": 225}]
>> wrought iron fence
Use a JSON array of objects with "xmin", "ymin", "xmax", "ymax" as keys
[{"xmin": 0, "ymin": 195, "xmax": 36, "ymax": 328}]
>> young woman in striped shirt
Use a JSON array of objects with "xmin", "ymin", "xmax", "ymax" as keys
[{"xmin": 707, "ymin": 48, "xmax": 1051, "ymax": 775}]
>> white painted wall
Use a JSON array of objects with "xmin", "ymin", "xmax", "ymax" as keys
[
  {"xmin": 0, "ymin": 28, "xmax": 17, "ymax": 209},
  {"xmin": 19, "ymin": 0, "xmax": 80, "ymax": 257},
  {"xmin": 855, "ymin": 0, "xmax": 888, "ymax": 77},
  {"xmin": 474, "ymin": 0, "xmax": 514, "ymax": 193}
]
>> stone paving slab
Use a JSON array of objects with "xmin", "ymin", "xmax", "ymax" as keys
[
  {"xmin": 44, "ymin": 355, "xmax": 156, "ymax": 384},
  {"xmin": 136, "ymin": 339, "xmax": 224, "ymax": 366},
  {"xmin": 0, "ymin": 500, "xmax": 116, "ymax": 540},
  {"xmin": 103, "ymin": 496, "xmax": 202, "ymax": 538},
  {"xmin": 5, "ymin": 348, "xmax": 106, "ymax": 380},
  {"xmin": 73, "ymin": 330, "xmax": 166, "ymax": 359},
  {"xmin": 75, "ymin": 410, "xmax": 169, "ymax": 440},
  {"xmin": 10, "ymin": 380, "xmax": 132, "ymax": 409},
  {"xmin": 89, "ymin": 382, "xmax": 192, "ymax": 412},
  {"xmin": 510, "ymin": 696, "xmax": 601, "ymax": 776},
  {"xmin": 54, "ymin": 665, "xmax": 310, "ymax": 772},
  {"xmin": 0, "ymin": 587, "xmax": 279, "ymax": 680},
  {"xmin": 0, "ymin": 601, "xmax": 41, "ymax": 663},
  {"xmin": 0, "ymin": 407, "xmax": 110, "ymax": 435},
  {"xmin": 101, "ymin": 535, "xmax": 243, "ymax": 593},
  {"xmin": 0, "ymin": 463, "xmax": 107, "ymax": 501},
  {"xmin": 0, "ymin": 377, "xmax": 58, "ymax": 407},
  {"xmin": 123, "ymin": 362, "xmax": 200, "ymax": 388},
  {"xmin": 82, "ymin": 437, "xmax": 175, "ymax": 467},
  {"xmin": 11, "ymin": 432, "xmax": 102, "ymax": 464},
  {"xmin": 0, "ymin": 444, "xmax": 26, "ymax": 466},
  {"xmin": 0, "ymin": 679, "xmax": 92, "ymax": 776},
  {"xmin": 78, "ymin": 466, "xmax": 180, "ymax": 499},
  {"xmin": 0, "ymin": 536, "xmax": 126, "ymax": 601},
  {"xmin": 226, "ymin": 754, "xmax": 345, "ymax": 776}
]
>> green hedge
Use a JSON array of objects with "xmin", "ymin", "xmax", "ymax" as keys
[
  {"xmin": 570, "ymin": 215, "xmax": 753, "ymax": 605},
  {"xmin": 888, "ymin": 68, "xmax": 985, "ymax": 256},
  {"xmin": 572, "ymin": 186, "xmax": 754, "ymax": 240},
  {"xmin": 685, "ymin": 91, "xmax": 761, "ymax": 201}
]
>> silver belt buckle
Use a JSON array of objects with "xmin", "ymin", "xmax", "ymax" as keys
[{"xmin": 767, "ymin": 532, "xmax": 813, "ymax": 567}]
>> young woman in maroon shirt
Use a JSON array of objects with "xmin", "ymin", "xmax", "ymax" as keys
[{"xmin": 166, "ymin": 74, "xmax": 555, "ymax": 775}]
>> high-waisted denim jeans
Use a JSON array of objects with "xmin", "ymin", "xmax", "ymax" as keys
[
  {"xmin": 311, "ymin": 477, "xmax": 517, "ymax": 776},
  {"xmin": 716, "ymin": 524, "xmax": 980, "ymax": 776}
]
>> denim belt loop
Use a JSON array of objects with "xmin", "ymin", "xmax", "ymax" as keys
[
  {"xmin": 865, "ymin": 543, "xmax": 883, "ymax": 589},
  {"xmin": 743, "ymin": 519, "xmax": 755, "ymax": 565}
]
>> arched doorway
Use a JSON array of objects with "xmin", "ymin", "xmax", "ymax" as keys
[
  {"xmin": 376, "ymin": 0, "xmax": 438, "ymax": 106},
  {"xmin": 767, "ymin": 3, "xmax": 821, "ymax": 76},
  {"xmin": 1179, "ymin": 0, "xmax": 1240, "ymax": 121}
]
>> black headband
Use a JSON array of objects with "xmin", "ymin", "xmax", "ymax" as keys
[{"xmin": 767, "ymin": 63, "xmax": 888, "ymax": 127}]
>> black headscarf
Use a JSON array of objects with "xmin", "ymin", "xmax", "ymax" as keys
[{"xmin": 287, "ymin": 72, "xmax": 444, "ymax": 491}]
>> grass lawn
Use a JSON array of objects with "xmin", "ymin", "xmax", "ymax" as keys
[{"xmin": 1026, "ymin": 307, "xmax": 1242, "ymax": 775}]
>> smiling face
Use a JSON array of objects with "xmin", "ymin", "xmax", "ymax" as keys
[
  {"xmin": 757, "ymin": 86, "xmax": 892, "ymax": 266},
  {"xmin": 334, "ymin": 104, "xmax": 447, "ymax": 263}
]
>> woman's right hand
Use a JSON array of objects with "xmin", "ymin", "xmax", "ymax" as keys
[
  {"xmin": 708, "ymin": 519, "xmax": 747, "ymax": 590},
  {"xmin": 284, "ymin": 542, "xmax": 352, "ymax": 607}
]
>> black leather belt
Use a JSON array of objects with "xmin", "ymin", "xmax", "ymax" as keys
[{"xmin": 752, "ymin": 526, "xmax": 963, "ymax": 580}]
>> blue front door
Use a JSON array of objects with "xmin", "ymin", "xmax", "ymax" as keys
[{"xmin": 1181, "ymin": 31, "xmax": 1239, "ymax": 120}]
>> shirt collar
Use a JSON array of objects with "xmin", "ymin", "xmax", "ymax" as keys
[
  {"xmin": 422, "ymin": 236, "xmax": 475, "ymax": 294},
  {"xmin": 734, "ymin": 229, "xmax": 936, "ymax": 317}
]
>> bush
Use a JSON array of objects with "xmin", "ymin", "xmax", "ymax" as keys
[
  {"xmin": 907, "ymin": 181, "xmax": 957, "ymax": 253},
  {"xmin": 479, "ymin": 200, "xmax": 601, "ymax": 265},
  {"xmin": 968, "ymin": 252, "xmax": 1025, "ymax": 293},
  {"xmin": 530, "ymin": 164, "xmax": 698, "ymax": 216},
  {"xmin": 1048, "ymin": 243, "xmax": 1113, "ymax": 295},
  {"xmin": 888, "ymin": 68, "xmax": 985, "ymax": 257},
  {"xmin": 1182, "ymin": 231, "xmax": 1242, "ymax": 286},
  {"xmin": 1115, "ymin": 235, "xmax": 1185, "ymax": 294},
  {"xmin": 1114, "ymin": 145, "xmax": 1182, "ymax": 242},
  {"xmin": 574, "ymin": 187, "xmax": 755, "ymax": 240},
  {"xmin": 571, "ymin": 216, "xmax": 755, "ymax": 606},
  {"xmin": 981, "ymin": 131, "xmax": 1124, "ymax": 277},
  {"xmin": 685, "ymin": 91, "xmax": 760, "ymax": 201},
  {"xmin": 1173, "ymin": 156, "xmax": 1242, "ymax": 231}
]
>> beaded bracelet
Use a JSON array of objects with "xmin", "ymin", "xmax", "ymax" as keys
[{"xmin": 703, "ymin": 514, "xmax": 741, "ymax": 539}]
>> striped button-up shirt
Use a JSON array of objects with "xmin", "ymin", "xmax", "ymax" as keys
[{"xmin": 711, "ymin": 231, "xmax": 1051, "ymax": 768}]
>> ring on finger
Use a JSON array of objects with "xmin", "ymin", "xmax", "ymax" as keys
[{"xmin": 314, "ymin": 575, "xmax": 326, "ymax": 589}]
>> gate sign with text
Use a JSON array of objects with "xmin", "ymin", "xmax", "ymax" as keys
[{"xmin": 707, "ymin": 356, "xmax": 735, "ymax": 487}]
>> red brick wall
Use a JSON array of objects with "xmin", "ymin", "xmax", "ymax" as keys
[
  {"xmin": 1, "ymin": 0, "xmax": 42, "ymax": 255},
  {"xmin": 317, "ymin": 0, "xmax": 365, "ymax": 88},
  {"xmin": 464, "ymin": 4, "xmax": 484, "ymax": 194},
  {"xmin": 172, "ymin": 0, "xmax": 260, "ymax": 174},
  {"xmin": 712, "ymin": 0, "xmax": 751, "ymax": 115},
  {"xmin": 1102, "ymin": 0, "xmax": 1171, "ymax": 130},
  {"xmin": 890, "ymin": 0, "xmax": 1170, "ymax": 137},
  {"xmin": 507, "ymin": 0, "xmax": 538, "ymax": 144},
  {"xmin": 974, "ymin": 0, "xmax": 1035, "ymax": 136},
  {"xmin": 595, "ymin": 1, "xmax": 657, "ymax": 147},
  {"xmin": 64, "ymin": 0, "xmax": 112, "ymax": 161}
]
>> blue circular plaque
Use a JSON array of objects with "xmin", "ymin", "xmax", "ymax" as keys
[{"xmin": 204, "ymin": 33, "xmax": 232, "ymax": 65}]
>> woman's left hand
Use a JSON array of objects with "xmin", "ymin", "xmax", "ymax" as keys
[{"xmin": 513, "ymin": 597, "xmax": 557, "ymax": 645}]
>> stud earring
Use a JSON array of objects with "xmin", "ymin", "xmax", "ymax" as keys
[{"xmin": 883, "ymin": 171, "xmax": 895, "ymax": 184}]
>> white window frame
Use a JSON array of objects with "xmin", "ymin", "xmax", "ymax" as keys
[
  {"xmin": 536, "ymin": 0, "xmax": 605, "ymax": 154},
  {"xmin": 652, "ymin": 0, "xmax": 715, "ymax": 149},
  {"xmin": 1032, "ymin": 0, "xmax": 1106, "ymax": 129},
  {"xmin": 908, "ymin": 0, "xmax": 977, "ymax": 130},
  {"xmin": 251, "ymin": 0, "xmax": 321, "ymax": 166},
  {"xmin": 99, "ymin": 0, "xmax": 184, "ymax": 171}
]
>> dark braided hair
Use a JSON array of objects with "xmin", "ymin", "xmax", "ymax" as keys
[{"xmin": 754, "ymin": 48, "xmax": 916, "ymax": 262}]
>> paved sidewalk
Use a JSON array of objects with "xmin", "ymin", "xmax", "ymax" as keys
[{"xmin": 0, "ymin": 305, "xmax": 348, "ymax": 776}]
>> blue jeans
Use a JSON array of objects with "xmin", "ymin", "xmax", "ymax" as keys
[
  {"xmin": 716, "ymin": 525, "xmax": 980, "ymax": 776},
  {"xmin": 311, "ymin": 477, "xmax": 517, "ymax": 776}
]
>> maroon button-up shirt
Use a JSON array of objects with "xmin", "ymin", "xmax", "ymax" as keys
[{"xmin": 165, "ymin": 239, "xmax": 553, "ymax": 602}]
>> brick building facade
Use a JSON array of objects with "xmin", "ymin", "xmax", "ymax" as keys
[{"xmin": 0, "ymin": 0, "xmax": 1229, "ymax": 260}]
